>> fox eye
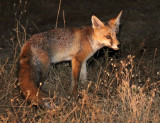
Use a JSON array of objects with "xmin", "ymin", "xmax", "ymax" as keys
[{"xmin": 105, "ymin": 35, "xmax": 111, "ymax": 39}]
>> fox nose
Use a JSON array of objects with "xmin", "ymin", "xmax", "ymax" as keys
[{"xmin": 117, "ymin": 44, "xmax": 121, "ymax": 49}]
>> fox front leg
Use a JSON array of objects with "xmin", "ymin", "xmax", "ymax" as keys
[
  {"xmin": 71, "ymin": 57, "xmax": 82, "ymax": 96},
  {"xmin": 80, "ymin": 61, "xmax": 87, "ymax": 83}
]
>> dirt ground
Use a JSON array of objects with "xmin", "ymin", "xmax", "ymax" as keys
[{"xmin": 0, "ymin": 0, "xmax": 160, "ymax": 121}]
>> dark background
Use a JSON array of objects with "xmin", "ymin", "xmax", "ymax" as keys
[{"xmin": 0, "ymin": 0, "xmax": 160, "ymax": 72}]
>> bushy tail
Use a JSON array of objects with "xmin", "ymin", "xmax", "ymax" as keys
[{"xmin": 18, "ymin": 42, "xmax": 47, "ymax": 106}]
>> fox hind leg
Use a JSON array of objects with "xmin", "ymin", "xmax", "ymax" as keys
[{"xmin": 31, "ymin": 49, "xmax": 51, "ymax": 84}]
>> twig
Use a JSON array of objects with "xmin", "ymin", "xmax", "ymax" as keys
[
  {"xmin": 55, "ymin": 0, "xmax": 62, "ymax": 28},
  {"xmin": 0, "ymin": 57, "xmax": 9, "ymax": 74},
  {"xmin": 0, "ymin": 79, "xmax": 18, "ymax": 101},
  {"xmin": 16, "ymin": 18, "xmax": 27, "ymax": 48},
  {"xmin": 63, "ymin": 10, "xmax": 65, "ymax": 27},
  {"xmin": 32, "ymin": 21, "xmax": 40, "ymax": 32},
  {"xmin": 10, "ymin": 43, "xmax": 19, "ymax": 74},
  {"xmin": 16, "ymin": 22, "xmax": 22, "ymax": 48},
  {"xmin": 63, "ymin": 105, "xmax": 78, "ymax": 122},
  {"xmin": 152, "ymin": 48, "xmax": 157, "ymax": 74}
]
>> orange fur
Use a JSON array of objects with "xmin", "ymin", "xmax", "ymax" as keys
[
  {"xmin": 19, "ymin": 42, "xmax": 47, "ymax": 105},
  {"xmin": 18, "ymin": 11, "xmax": 122, "ymax": 108}
]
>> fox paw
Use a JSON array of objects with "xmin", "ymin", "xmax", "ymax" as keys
[{"xmin": 43, "ymin": 100, "xmax": 55, "ymax": 109}]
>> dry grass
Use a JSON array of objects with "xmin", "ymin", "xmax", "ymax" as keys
[
  {"xmin": 0, "ymin": 44, "xmax": 160, "ymax": 122},
  {"xmin": 0, "ymin": 1, "xmax": 160, "ymax": 123}
]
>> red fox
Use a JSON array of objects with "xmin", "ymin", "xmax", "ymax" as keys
[{"xmin": 19, "ymin": 11, "xmax": 122, "ymax": 108}]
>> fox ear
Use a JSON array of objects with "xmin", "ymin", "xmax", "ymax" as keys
[
  {"xmin": 91, "ymin": 15, "xmax": 105, "ymax": 29},
  {"xmin": 109, "ymin": 11, "xmax": 122, "ymax": 31}
]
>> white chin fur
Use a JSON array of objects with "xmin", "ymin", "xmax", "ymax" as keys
[{"xmin": 111, "ymin": 45, "xmax": 119, "ymax": 50}]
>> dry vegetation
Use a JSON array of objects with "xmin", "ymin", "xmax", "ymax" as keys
[
  {"xmin": 0, "ymin": 0, "xmax": 160, "ymax": 122},
  {"xmin": 0, "ymin": 42, "xmax": 160, "ymax": 122}
]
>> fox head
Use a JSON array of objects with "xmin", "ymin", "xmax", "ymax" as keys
[{"xmin": 91, "ymin": 11, "xmax": 122, "ymax": 50}]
